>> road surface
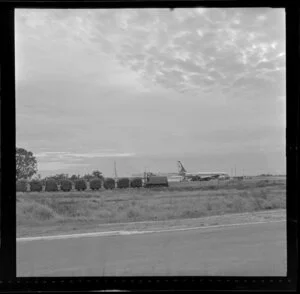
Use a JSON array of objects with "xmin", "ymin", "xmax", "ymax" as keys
[{"xmin": 17, "ymin": 221, "xmax": 286, "ymax": 276}]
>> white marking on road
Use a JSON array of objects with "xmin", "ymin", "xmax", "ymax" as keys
[{"xmin": 17, "ymin": 220, "xmax": 285, "ymax": 242}]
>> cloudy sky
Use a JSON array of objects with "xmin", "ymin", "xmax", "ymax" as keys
[{"xmin": 15, "ymin": 8, "xmax": 286, "ymax": 177}]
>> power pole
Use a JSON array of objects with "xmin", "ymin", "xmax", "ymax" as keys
[
  {"xmin": 114, "ymin": 161, "xmax": 118, "ymax": 182},
  {"xmin": 234, "ymin": 165, "xmax": 236, "ymax": 177},
  {"xmin": 143, "ymin": 167, "xmax": 146, "ymax": 184}
]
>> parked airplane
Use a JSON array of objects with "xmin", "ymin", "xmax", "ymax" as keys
[{"xmin": 177, "ymin": 161, "xmax": 230, "ymax": 181}]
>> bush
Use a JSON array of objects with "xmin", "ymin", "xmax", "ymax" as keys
[
  {"xmin": 30, "ymin": 180, "xmax": 43, "ymax": 192},
  {"xmin": 16, "ymin": 180, "xmax": 28, "ymax": 192},
  {"xmin": 60, "ymin": 180, "xmax": 73, "ymax": 192},
  {"xmin": 75, "ymin": 179, "xmax": 87, "ymax": 191},
  {"xmin": 130, "ymin": 177, "xmax": 143, "ymax": 188},
  {"xmin": 104, "ymin": 178, "xmax": 115, "ymax": 189},
  {"xmin": 127, "ymin": 207, "xmax": 140, "ymax": 220},
  {"xmin": 45, "ymin": 179, "xmax": 58, "ymax": 192},
  {"xmin": 117, "ymin": 177, "xmax": 130, "ymax": 188},
  {"xmin": 90, "ymin": 178, "xmax": 102, "ymax": 190}
]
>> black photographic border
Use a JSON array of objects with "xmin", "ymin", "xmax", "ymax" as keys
[{"xmin": 0, "ymin": 0, "xmax": 298, "ymax": 292}]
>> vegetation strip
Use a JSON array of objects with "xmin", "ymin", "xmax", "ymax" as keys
[
  {"xmin": 17, "ymin": 178, "xmax": 285, "ymax": 237},
  {"xmin": 17, "ymin": 210, "xmax": 285, "ymax": 240}
]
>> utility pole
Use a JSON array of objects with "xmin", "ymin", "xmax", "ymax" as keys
[
  {"xmin": 144, "ymin": 167, "xmax": 147, "ymax": 184},
  {"xmin": 234, "ymin": 165, "xmax": 236, "ymax": 177},
  {"xmin": 114, "ymin": 161, "xmax": 118, "ymax": 182}
]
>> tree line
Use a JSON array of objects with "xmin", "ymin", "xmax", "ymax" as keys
[
  {"xmin": 16, "ymin": 147, "xmax": 144, "ymax": 192},
  {"xmin": 16, "ymin": 147, "xmax": 104, "ymax": 182}
]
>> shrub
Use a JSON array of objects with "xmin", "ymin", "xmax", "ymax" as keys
[
  {"xmin": 104, "ymin": 178, "xmax": 115, "ymax": 189},
  {"xmin": 60, "ymin": 180, "xmax": 73, "ymax": 192},
  {"xmin": 127, "ymin": 207, "xmax": 140, "ymax": 220},
  {"xmin": 30, "ymin": 180, "xmax": 43, "ymax": 192},
  {"xmin": 45, "ymin": 179, "xmax": 58, "ymax": 192},
  {"xmin": 130, "ymin": 177, "xmax": 143, "ymax": 188},
  {"xmin": 117, "ymin": 177, "xmax": 130, "ymax": 188},
  {"xmin": 18, "ymin": 201, "xmax": 60, "ymax": 222},
  {"xmin": 16, "ymin": 180, "xmax": 28, "ymax": 192},
  {"xmin": 75, "ymin": 179, "xmax": 87, "ymax": 191},
  {"xmin": 90, "ymin": 178, "xmax": 102, "ymax": 190}
]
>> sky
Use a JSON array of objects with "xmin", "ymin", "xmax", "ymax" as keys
[{"xmin": 15, "ymin": 8, "xmax": 286, "ymax": 177}]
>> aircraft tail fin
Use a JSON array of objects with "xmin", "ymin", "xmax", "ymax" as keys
[{"xmin": 177, "ymin": 161, "xmax": 187, "ymax": 174}]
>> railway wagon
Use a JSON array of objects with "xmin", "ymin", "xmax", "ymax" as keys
[{"xmin": 144, "ymin": 176, "xmax": 169, "ymax": 188}]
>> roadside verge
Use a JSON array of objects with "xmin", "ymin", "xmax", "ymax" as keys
[{"xmin": 17, "ymin": 209, "xmax": 286, "ymax": 241}]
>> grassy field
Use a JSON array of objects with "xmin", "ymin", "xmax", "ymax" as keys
[{"xmin": 17, "ymin": 177, "xmax": 286, "ymax": 237}]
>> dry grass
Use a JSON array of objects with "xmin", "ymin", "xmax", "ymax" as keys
[{"xmin": 17, "ymin": 178, "xmax": 286, "ymax": 235}]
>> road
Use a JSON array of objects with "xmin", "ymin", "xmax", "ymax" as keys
[{"xmin": 17, "ymin": 221, "xmax": 286, "ymax": 277}]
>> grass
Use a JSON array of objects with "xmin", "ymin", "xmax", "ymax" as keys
[{"xmin": 17, "ymin": 178, "xmax": 286, "ymax": 236}]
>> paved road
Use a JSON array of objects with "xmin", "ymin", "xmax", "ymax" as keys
[{"xmin": 17, "ymin": 221, "xmax": 286, "ymax": 277}]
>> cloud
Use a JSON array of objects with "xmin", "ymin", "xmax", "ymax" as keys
[
  {"xmin": 36, "ymin": 152, "xmax": 71, "ymax": 158},
  {"xmin": 35, "ymin": 151, "xmax": 136, "ymax": 173},
  {"xmin": 15, "ymin": 8, "xmax": 286, "ymax": 176},
  {"xmin": 94, "ymin": 8, "xmax": 285, "ymax": 97},
  {"xmin": 67, "ymin": 152, "xmax": 135, "ymax": 158},
  {"xmin": 16, "ymin": 8, "xmax": 285, "ymax": 99},
  {"xmin": 36, "ymin": 151, "xmax": 135, "ymax": 159},
  {"xmin": 37, "ymin": 161, "xmax": 90, "ymax": 171}
]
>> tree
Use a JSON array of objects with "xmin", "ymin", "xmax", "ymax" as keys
[
  {"xmin": 16, "ymin": 147, "xmax": 38, "ymax": 180},
  {"xmin": 51, "ymin": 173, "xmax": 68, "ymax": 185},
  {"xmin": 32, "ymin": 173, "xmax": 41, "ymax": 180},
  {"xmin": 92, "ymin": 170, "xmax": 103, "ymax": 180},
  {"xmin": 70, "ymin": 174, "xmax": 79, "ymax": 181},
  {"xmin": 83, "ymin": 173, "xmax": 93, "ymax": 182},
  {"xmin": 75, "ymin": 179, "xmax": 87, "ymax": 191}
]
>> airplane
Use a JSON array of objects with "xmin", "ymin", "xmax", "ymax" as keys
[{"xmin": 177, "ymin": 161, "xmax": 230, "ymax": 181}]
